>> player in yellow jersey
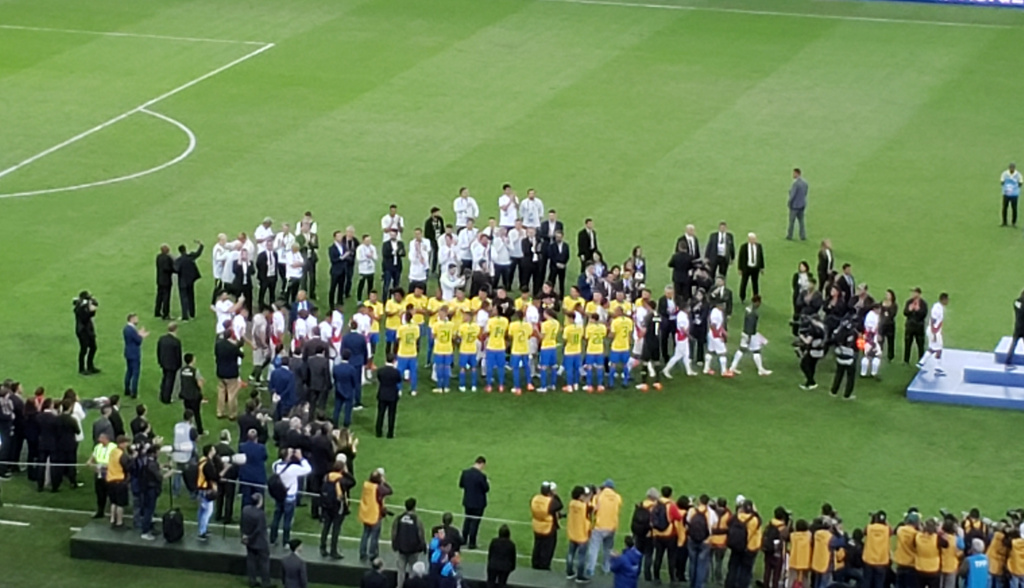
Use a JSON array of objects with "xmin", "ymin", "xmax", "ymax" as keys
[
  {"xmin": 563, "ymin": 286, "xmax": 585, "ymax": 327},
  {"xmin": 609, "ymin": 290, "xmax": 633, "ymax": 319},
  {"xmin": 562, "ymin": 319, "xmax": 584, "ymax": 392},
  {"xmin": 608, "ymin": 309, "xmax": 634, "ymax": 388},
  {"xmin": 364, "ymin": 290, "xmax": 384, "ymax": 357},
  {"xmin": 384, "ymin": 288, "xmax": 405, "ymax": 356},
  {"xmin": 584, "ymin": 292, "xmax": 607, "ymax": 323},
  {"xmin": 484, "ymin": 310, "xmax": 510, "ymax": 392},
  {"xmin": 425, "ymin": 287, "xmax": 445, "ymax": 368},
  {"xmin": 395, "ymin": 311, "xmax": 420, "ymax": 396},
  {"xmin": 584, "ymin": 315, "xmax": 608, "ymax": 392},
  {"xmin": 406, "ymin": 286, "xmax": 429, "ymax": 353},
  {"xmin": 507, "ymin": 312, "xmax": 532, "ymax": 395},
  {"xmin": 457, "ymin": 310, "xmax": 482, "ymax": 392},
  {"xmin": 430, "ymin": 307, "xmax": 455, "ymax": 393},
  {"xmin": 538, "ymin": 309, "xmax": 561, "ymax": 393},
  {"xmin": 450, "ymin": 290, "xmax": 472, "ymax": 329}
]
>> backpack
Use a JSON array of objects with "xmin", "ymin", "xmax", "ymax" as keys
[
  {"xmin": 319, "ymin": 474, "xmax": 341, "ymax": 514},
  {"xmin": 268, "ymin": 463, "xmax": 291, "ymax": 503},
  {"xmin": 727, "ymin": 515, "xmax": 749, "ymax": 552},
  {"xmin": 762, "ymin": 523, "xmax": 781, "ymax": 554},
  {"xmin": 162, "ymin": 508, "xmax": 184, "ymax": 543},
  {"xmin": 182, "ymin": 460, "xmax": 199, "ymax": 494},
  {"xmin": 631, "ymin": 503, "xmax": 652, "ymax": 537},
  {"xmin": 687, "ymin": 509, "xmax": 711, "ymax": 543},
  {"xmin": 650, "ymin": 501, "xmax": 670, "ymax": 533}
]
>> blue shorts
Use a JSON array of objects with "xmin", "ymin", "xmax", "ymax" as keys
[
  {"xmin": 563, "ymin": 354, "xmax": 581, "ymax": 372},
  {"xmin": 486, "ymin": 350, "xmax": 506, "ymax": 369},
  {"xmin": 586, "ymin": 353, "xmax": 604, "ymax": 366},
  {"xmin": 540, "ymin": 348, "xmax": 558, "ymax": 367},
  {"xmin": 369, "ymin": 333, "xmax": 380, "ymax": 346},
  {"xmin": 459, "ymin": 353, "xmax": 477, "ymax": 369},
  {"xmin": 386, "ymin": 329, "xmax": 397, "ymax": 344},
  {"xmin": 434, "ymin": 353, "xmax": 452, "ymax": 367},
  {"xmin": 609, "ymin": 350, "xmax": 629, "ymax": 364},
  {"xmin": 510, "ymin": 354, "xmax": 528, "ymax": 370},
  {"xmin": 396, "ymin": 357, "xmax": 417, "ymax": 376}
]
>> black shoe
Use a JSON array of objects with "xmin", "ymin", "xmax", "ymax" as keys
[
  {"xmin": 88, "ymin": 367, "xmax": 101, "ymax": 374},
  {"xmin": 321, "ymin": 549, "xmax": 329, "ymax": 558},
  {"xmin": 467, "ymin": 544, "xmax": 478, "ymax": 551},
  {"xmin": 79, "ymin": 370, "xmax": 90, "ymax": 376},
  {"xmin": 330, "ymin": 552, "xmax": 344, "ymax": 560},
  {"xmin": 92, "ymin": 512, "xmax": 104, "ymax": 519}
]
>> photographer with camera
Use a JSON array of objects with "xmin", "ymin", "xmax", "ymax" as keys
[
  {"xmin": 796, "ymin": 316, "xmax": 826, "ymax": 390},
  {"xmin": 269, "ymin": 447, "xmax": 312, "ymax": 548},
  {"xmin": 831, "ymin": 316, "xmax": 859, "ymax": 400},
  {"xmin": 74, "ymin": 291, "xmax": 100, "ymax": 375},
  {"xmin": 358, "ymin": 467, "xmax": 394, "ymax": 563}
]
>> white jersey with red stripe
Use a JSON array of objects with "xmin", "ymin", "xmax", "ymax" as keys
[
  {"xmin": 231, "ymin": 315, "xmax": 248, "ymax": 343},
  {"xmin": 271, "ymin": 309, "xmax": 285, "ymax": 347},
  {"xmin": 675, "ymin": 311, "xmax": 690, "ymax": 343},
  {"xmin": 353, "ymin": 312, "xmax": 372, "ymax": 336},
  {"xmin": 633, "ymin": 306, "xmax": 649, "ymax": 340},
  {"xmin": 709, "ymin": 307, "xmax": 726, "ymax": 340},
  {"xmin": 863, "ymin": 310, "xmax": 880, "ymax": 356},
  {"xmin": 292, "ymin": 318, "xmax": 309, "ymax": 353}
]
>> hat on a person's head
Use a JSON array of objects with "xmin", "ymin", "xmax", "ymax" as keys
[{"xmin": 603, "ymin": 479, "xmax": 615, "ymax": 489}]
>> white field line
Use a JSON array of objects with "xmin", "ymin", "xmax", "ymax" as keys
[
  {"xmin": 537, "ymin": 0, "xmax": 1019, "ymax": 29},
  {"xmin": 0, "ymin": 24, "xmax": 268, "ymax": 45},
  {"xmin": 0, "ymin": 41, "xmax": 274, "ymax": 192},
  {"xmin": 0, "ymin": 108, "xmax": 197, "ymax": 199},
  {"xmin": 0, "ymin": 519, "xmax": 30, "ymax": 527}
]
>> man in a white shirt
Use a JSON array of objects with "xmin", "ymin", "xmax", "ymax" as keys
[
  {"xmin": 212, "ymin": 292, "xmax": 242, "ymax": 335},
  {"xmin": 457, "ymin": 219, "xmax": 478, "ymax": 271},
  {"xmin": 212, "ymin": 233, "xmax": 234, "ymax": 302},
  {"xmin": 492, "ymin": 228, "xmax": 513, "ymax": 290},
  {"xmin": 705, "ymin": 303, "xmax": 731, "ymax": 377},
  {"xmin": 381, "ymin": 204, "xmax": 405, "ymax": 243},
  {"xmin": 253, "ymin": 217, "xmax": 275, "ymax": 244},
  {"xmin": 440, "ymin": 265, "xmax": 465, "ymax": 301},
  {"xmin": 507, "ymin": 219, "xmax": 525, "ymax": 288},
  {"xmin": 437, "ymin": 231, "xmax": 459, "ymax": 275},
  {"xmin": 297, "ymin": 212, "xmax": 318, "ymax": 238},
  {"xmin": 917, "ymin": 293, "xmax": 948, "ymax": 375},
  {"xmin": 356, "ymin": 235, "xmax": 378, "ymax": 301},
  {"xmin": 407, "ymin": 228, "xmax": 431, "ymax": 291},
  {"xmin": 498, "ymin": 184, "xmax": 519, "ymax": 229},
  {"xmin": 518, "ymin": 189, "xmax": 544, "ymax": 229},
  {"xmin": 1001, "ymin": 163, "xmax": 1023, "ymax": 227},
  {"xmin": 285, "ymin": 245, "xmax": 305, "ymax": 303},
  {"xmin": 861, "ymin": 305, "xmax": 882, "ymax": 378},
  {"xmin": 453, "ymin": 187, "xmax": 479, "ymax": 230},
  {"xmin": 470, "ymin": 234, "xmax": 491, "ymax": 274},
  {"xmin": 274, "ymin": 224, "xmax": 295, "ymax": 296},
  {"xmin": 269, "ymin": 447, "xmax": 312, "ymax": 546}
]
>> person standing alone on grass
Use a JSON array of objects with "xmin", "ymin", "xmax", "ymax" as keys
[
  {"xmin": 156, "ymin": 243, "xmax": 175, "ymax": 320},
  {"xmin": 903, "ymin": 288, "xmax": 928, "ymax": 364},
  {"xmin": 787, "ymin": 168, "xmax": 808, "ymax": 241},
  {"xmin": 123, "ymin": 313, "xmax": 148, "ymax": 399},
  {"xmin": 459, "ymin": 456, "xmax": 489, "ymax": 550},
  {"xmin": 1002, "ymin": 163, "xmax": 1022, "ymax": 226},
  {"xmin": 157, "ymin": 322, "xmax": 183, "ymax": 404}
]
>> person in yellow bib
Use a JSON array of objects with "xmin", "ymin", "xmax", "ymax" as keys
[
  {"xmin": 358, "ymin": 467, "xmax": 394, "ymax": 562},
  {"xmin": 862, "ymin": 511, "xmax": 893, "ymax": 588},
  {"xmin": 566, "ymin": 486, "xmax": 593, "ymax": 581},
  {"xmin": 895, "ymin": 512, "xmax": 921, "ymax": 588},
  {"xmin": 457, "ymin": 310, "xmax": 482, "ymax": 392},
  {"xmin": 485, "ymin": 310, "xmax": 510, "ymax": 392},
  {"xmin": 431, "ymin": 307, "xmax": 455, "ymax": 394},
  {"xmin": 562, "ymin": 319, "xmax": 584, "ymax": 392},
  {"xmin": 538, "ymin": 310, "xmax": 561, "ymax": 393},
  {"xmin": 396, "ymin": 312, "xmax": 421, "ymax": 396},
  {"xmin": 563, "ymin": 287, "xmax": 585, "ymax": 327},
  {"xmin": 608, "ymin": 309, "xmax": 634, "ymax": 388},
  {"xmin": 788, "ymin": 519, "xmax": 812, "ymax": 588},
  {"xmin": 384, "ymin": 288, "xmax": 405, "ymax": 357},
  {"xmin": 584, "ymin": 315, "xmax": 608, "ymax": 392},
  {"xmin": 508, "ymin": 312, "xmax": 533, "ymax": 395},
  {"xmin": 530, "ymin": 482, "xmax": 564, "ymax": 571},
  {"xmin": 915, "ymin": 518, "xmax": 947, "ymax": 588}
]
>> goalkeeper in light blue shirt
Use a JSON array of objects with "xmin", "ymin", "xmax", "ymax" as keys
[{"xmin": 1001, "ymin": 162, "xmax": 1022, "ymax": 227}]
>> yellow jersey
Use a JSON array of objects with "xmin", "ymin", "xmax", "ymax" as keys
[
  {"xmin": 432, "ymin": 321, "xmax": 455, "ymax": 355},
  {"xmin": 486, "ymin": 317, "xmax": 509, "ymax": 351},
  {"xmin": 407, "ymin": 294, "xmax": 428, "ymax": 325},
  {"xmin": 470, "ymin": 297, "xmax": 484, "ymax": 312},
  {"xmin": 427, "ymin": 298, "xmax": 445, "ymax": 327},
  {"xmin": 563, "ymin": 296, "xmax": 584, "ymax": 325},
  {"xmin": 564, "ymin": 324, "xmax": 584, "ymax": 355},
  {"xmin": 514, "ymin": 297, "xmax": 532, "ymax": 311},
  {"xmin": 397, "ymin": 323, "xmax": 419, "ymax": 358},
  {"xmin": 540, "ymin": 319, "xmax": 560, "ymax": 350},
  {"xmin": 609, "ymin": 299, "xmax": 633, "ymax": 317},
  {"xmin": 364, "ymin": 300, "xmax": 383, "ymax": 333},
  {"xmin": 450, "ymin": 298, "xmax": 472, "ymax": 327},
  {"xmin": 509, "ymin": 321, "xmax": 532, "ymax": 355},
  {"xmin": 585, "ymin": 323, "xmax": 607, "ymax": 355},
  {"xmin": 385, "ymin": 299, "xmax": 403, "ymax": 330},
  {"xmin": 610, "ymin": 316, "xmax": 633, "ymax": 352},
  {"xmin": 458, "ymin": 323, "xmax": 482, "ymax": 354},
  {"xmin": 584, "ymin": 300, "xmax": 604, "ymax": 317}
]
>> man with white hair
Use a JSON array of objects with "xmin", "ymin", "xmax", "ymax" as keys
[
  {"xmin": 737, "ymin": 233, "xmax": 765, "ymax": 303},
  {"xmin": 212, "ymin": 233, "xmax": 234, "ymax": 303},
  {"xmin": 254, "ymin": 217, "xmax": 274, "ymax": 244}
]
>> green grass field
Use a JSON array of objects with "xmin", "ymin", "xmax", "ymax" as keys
[{"xmin": 3, "ymin": 0, "xmax": 1024, "ymax": 586}]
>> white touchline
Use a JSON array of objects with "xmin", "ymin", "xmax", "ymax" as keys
[
  {"xmin": 0, "ymin": 23, "xmax": 269, "ymax": 45},
  {"xmin": 0, "ymin": 520, "xmax": 31, "ymax": 527},
  {"xmin": 0, "ymin": 108, "xmax": 197, "ymax": 199},
  {"xmin": 536, "ymin": 0, "xmax": 1018, "ymax": 29},
  {"xmin": 0, "ymin": 41, "xmax": 274, "ymax": 193}
]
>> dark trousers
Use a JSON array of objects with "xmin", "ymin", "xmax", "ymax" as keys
[
  {"xmin": 26, "ymin": 438, "xmax": 39, "ymax": 482},
  {"xmin": 1004, "ymin": 196, "xmax": 1019, "ymax": 225},
  {"xmin": 864, "ymin": 565, "xmax": 889, "ymax": 588},
  {"xmin": 382, "ymin": 268, "xmax": 401, "ymax": 298},
  {"xmin": 307, "ymin": 474, "xmax": 323, "ymax": 519},
  {"xmin": 532, "ymin": 532, "xmax": 557, "ymax": 570},
  {"xmin": 725, "ymin": 550, "xmax": 754, "ymax": 588},
  {"xmin": 52, "ymin": 447, "xmax": 77, "ymax": 490},
  {"xmin": 904, "ymin": 329, "xmax": 925, "ymax": 363},
  {"xmin": 258, "ymin": 278, "xmax": 277, "ymax": 309},
  {"xmin": 463, "ymin": 507, "xmax": 484, "ymax": 548},
  {"xmin": 495, "ymin": 264, "xmax": 513, "ymax": 291},
  {"xmin": 277, "ymin": 264, "xmax": 288, "ymax": 295},
  {"xmin": 155, "ymin": 284, "xmax": 172, "ymax": 318},
  {"xmin": 329, "ymin": 272, "xmax": 346, "ymax": 308},
  {"xmin": 216, "ymin": 477, "xmax": 237, "ymax": 522},
  {"xmin": 653, "ymin": 537, "xmax": 677, "ymax": 581},
  {"xmin": 549, "ymin": 266, "xmax": 566, "ymax": 297},
  {"xmin": 305, "ymin": 257, "xmax": 318, "ymax": 298},
  {"xmin": 639, "ymin": 535, "xmax": 655, "ymax": 581},
  {"xmin": 212, "ymin": 278, "xmax": 226, "ymax": 304},
  {"xmin": 286, "ymin": 278, "xmax": 300, "ymax": 304},
  {"xmin": 660, "ymin": 318, "xmax": 675, "ymax": 361},
  {"xmin": 918, "ymin": 572, "xmax": 938, "ymax": 588},
  {"xmin": 831, "ymin": 362, "xmax": 857, "ymax": 397},
  {"xmin": 124, "ymin": 358, "xmax": 141, "ymax": 398},
  {"xmin": 519, "ymin": 261, "xmax": 535, "ymax": 293},
  {"xmin": 320, "ymin": 511, "xmax": 345, "ymax": 555},
  {"xmin": 94, "ymin": 476, "xmax": 108, "ymax": 516},
  {"xmin": 357, "ymin": 275, "xmax": 374, "ymax": 300},
  {"xmin": 1006, "ymin": 332, "xmax": 1024, "ymax": 365},
  {"xmin": 37, "ymin": 449, "xmax": 54, "ymax": 490},
  {"xmin": 159, "ymin": 369, "xmax": 176, "ymax": 404},
  {"xmin": 762, "ymin": 553, "xmax": 784, "ymax": 588},
  {"xmin": 344, "ymin": 262, "xmax": 356, "ymax": 297},
  {"xmin": 183, "ymin": 398, "xmax": 204, "ymax": 435},
  {"xmin": 239, "ymin": 285, "xmax": 253, "ymax": 314},
  {"xmin": 333, "ymin": 394, "xmax": 354, "ymax": 428},
  {"xmin": 375, "ymin": 400, "xmax": 397, "ymax": 438},
  {"xmin": 710, "ymin": 258, "xmax": 730, "ymax": 280},
  {"xmin": 800, "ymin": 355, "xmax": 819, "ymax": 386},
  {"xmin": 246, "ymin": 548, "xmax": 271, "ymax": 588},
  {"xmin": 882, "ymin": 325, "xmax": 896, "ymax": 361},
  {"xmin": 895, "ymin": 566, "xmax": 918, "ymax": 588},
  {"xmin": 77, "ymin": 332, "xmax": 97, "ymax": 372},
  {"xmin": 179, "ymin": 285, "xmax": 196, "ymax": 320},
  {"xmin": 487, "ymin": 570, "xmax": 511, "ymax": 588},
  {"xmin": 739, "ymin": 270, "xmax": 759, "ymax": 301},
  {"xmin": 691, "ymin": 333, "xmax": 706, "ymax": 365},
  {"xmin": 674, "ymin": 280, "xmax": 691, "ymax": 305}
]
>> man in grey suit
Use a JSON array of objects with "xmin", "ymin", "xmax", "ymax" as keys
[
  {"xmin": 240, "ymin": 493, "xmax": 272, "ymax": 588},
  {"xmin": 282, "ymin": 539, "xmax": 309, "ymax": 588},
  {"xmin": 787, "ymin": 168, "xmax": 809, "ymax": 241}
]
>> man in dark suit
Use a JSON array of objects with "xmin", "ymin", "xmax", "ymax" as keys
[
  {"xmin": 328, "ymin": 230, "xmax": 352, "ymax": 308},
  {"xmin": 668, "ymin": 241, "xmax": 695, "ymax": 304},
  {"xmin": 123, "ymin": 313, "xmax": 148, "ymax": 399},
  {"xmin": 837, "ymin": 263, "xmax": 855, "ymax": 302},
  {"xmin": 705, "ymin": 222, "xmax": 735, "ymax": 279},
  {"xmin": 816, "ymin": 239, "xmax": 834, "ymax": 288},
  {"xmin": 241, "ymin": 488, "xmax": 272, "ymax": 588},
  {"xmin": 340, "ymin": 228, "xmax": 359, "ymax": 300},
  {"xmin": 424, "ymin": 207, "xmax": 446, "ymax": 276},
  {"xmin": 737, "ymin": 232, "xmax": 765, "ymax": 302},
  {"xmin": 155, "ymin": 244, "xmax": 175, "ymax": 320},
  {"xmin": 538, "ymin": 209, "xmax": 563, "ymax": 250},
  {"xmin": 547, "ymin": 232, "xmax": 570, "ymax": 297},
  {"xmin": 382, "ymin": 231, "xmax": 405, "ymax": 298},
  {"xmin": 375, "ymin": 355, "xmax": 401, "ymax": 439},
  {"xmin": 656, "ymin": 286, "xmax": 678, "ymax": 362},
  {"xmin": 521, "ymin": 227, "xmax": 545, "ymax": 296},
  {"xmin": 256, "ymin": 241, "xmax": 277, "ymax": 311},
  {"xmin": 304, "ymin": 349, "xmax": 332, "ymax": 412},
  {"xmin": 459, "ymin": 456, "xmax": 489, "ymax": 550},
  {"xmin": 156, "ymin": 323, "xmax": 183, "ymax": 404},
  {"xmin": 675, "ymin": 225, "xmax": 701, "ymax": 267},
  {"xmin": 174, "ymin": 241, "xmax": 203, "ymax": 321},
  {"xmin": 233, "ymin": 250, "xmax": 256, "ymax": 315},
  {"xmin": 282, "ymin": 539, "xmax": 309, "ymax": 588},
  {"xmin": 576, "ymin": 218, "xmax": 600, "ymax": 271}
]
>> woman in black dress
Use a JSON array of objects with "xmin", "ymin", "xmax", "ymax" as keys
[{"xmin": 880, "ymin": 289, "xmax": 898, "ymax": 362}]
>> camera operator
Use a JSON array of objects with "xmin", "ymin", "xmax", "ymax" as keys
[
  {"xmin": 74, "ymin": 291, "xmax": 99, "ymax": 375},
  {"xmin": 831, "ymin": 316, "xmax": 859, "ymax": 400},
  {"xmin": 797, "ymin": 316, "xmax": 826, "ymax": 390}
]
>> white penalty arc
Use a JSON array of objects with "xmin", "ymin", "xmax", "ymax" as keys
[{"xmin": 0, "ymin": 108, "xmax": 196, "ymax": 200}]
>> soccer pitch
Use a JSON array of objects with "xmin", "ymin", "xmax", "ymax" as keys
[{"xmin": 2, "ymin": 0, "xmax": 1024, "ymax": 585}]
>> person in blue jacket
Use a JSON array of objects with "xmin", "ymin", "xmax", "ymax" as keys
[
  {"xmin": 238, "ymin": 428, "xmax": 268, "ymax": 507},
  {"xmin": 610, "ymin": 536, "xmax": 643, "ymax": 588},
  {"xmin": 269, "ymin": 357, "xmax": 297, "ymax": 420},
  {"xmin": 332, "ymin": 349, "xmax": 359, "ymax": 428},
  {"xmin": 961, "ymin": 538, "xmax": 989, "ymax": 588},
  {"xmin": 341, "ymin": 323, "xmax": 368, "ymax": 409},
  {"xmin": 122, "ymin": 313, "xmax": 149, "ymax": 399}
]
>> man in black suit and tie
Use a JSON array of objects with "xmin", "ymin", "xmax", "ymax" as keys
[
  {"xmin": 282, "ymin": 539, "xmax": 309, "ymax": 588},
  {"xmin": 459, "ymin": 456, "xmax": 489, "ymax": 550},
  {"xmin": 668, "ymin": 240, "xmax": 695, "ymax": 303},
  {"xmin": 376, "ymin": 355, "xmax": 402, "ymax": 439},
  {"xmin": 656, "ymin": 285, "xmax": 679, "ymax": 361},
  {"xmin": 340, "ymin": 227, "xmax": 359, "ymax": 299},
  {"xmin": 424, "ymin": 207, "xmax": 445, "ymax": 276},
  {"xmin": 155, "ymin": 244, "xmax": 175, "ymax": 320},
  {"xmin": 547, "ymin": 231, "xmax": 570, "ymax": 296},
  {"xmin": 381, "ymin": 231, "xmax": 405, "ymax": 298},
  {"xmin": 838, "ymin": 263, "xmax": 855, "ymax": 302},
  {"xmin": 255, "ymin": 240, "xmax": 277, "ymax": 311},
  {"xmin": 241, "ymin": 492, "xmax": 272, "ymax": 588},
  {"xmin": 174, "ymin": 241, "xmax": 203, "ymax": 321},
  {"xmin": 328, "ymin": 230, "xmax": 352, "ymax": 308},
  {"xmin": 156, "ymin": 322, "xmax": 183, "ymax": 404},
  {"xmin": 233, "ymin": 250, "xmax": 256, "ymax": 315},
  {"xmin": 817, "ymin": 239, "xmax": 834, "ymax": 288},
  {"xmin": 538, "ymin": 209, "xmax": 563, "ymax": 251},
  {"xmin": 576, "ymin": 218, "xmax": 600, "ymax": 271},
  {"xmin": 737, "ymin": 232, "xmax": 765, "ymax": 302},
  {"xmin": 521, "ymin": 227, "xmax": 545, "ymax": 296},
  {"xmin": 676, "ymin": 225, "xmax": 701, "ymax": 266},
  {"xmin": 705, "ymin": 222, "xmax": 735, "ymax": 279}
]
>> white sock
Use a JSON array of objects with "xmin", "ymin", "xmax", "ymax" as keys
[
  {"xmin": 753, "ymin": 353, "xmax": 765, "ymax": 372},
  {"xmin": 647, "ymin": 362, "xmax": 656, "ymax": 378},
  {"xmin": 719, "ymin": 355, "xmax": 728, "ymax": 373},
  {"xmin": 730, "ymin": 351, "xmax": 743, "ymax": 371},
  {"xmin": 664, "ymin": 357, "xmax": 677, "ymax": 372},
  {"xmin": 684, "ymin": 359, "xmax": 694, "ymax": 374},
  {"xmin": 704, "ymin": 354, "xmax": 713, "ymax": 371},
  {"xmin": 861, "ymin": 357, "xmax": 869, "ymax": 377},
  {"xmin": 871, "ymin": 357, "xmax": 880, "ymax": 376}
]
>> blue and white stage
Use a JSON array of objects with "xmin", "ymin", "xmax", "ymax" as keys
[{"xmin": 906, "ymin": 337, "xmax": 1024, "ymax": 410}]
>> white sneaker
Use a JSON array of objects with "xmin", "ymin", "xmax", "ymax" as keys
[
  {"xmin": 915, "ymin": 361, "xmax": 925, "ymax": 369},
  {"xmin": 459, "ymin": 386, "xmax": 467, "ymax": 392},
  {"xmin": 732, "ymin": 368, "xmax": 742, "ymax": 375},
  {"xmin": 662, "ymin": 369, "xmax": 673, "ymax": 380},
  {"xmin": 141, "ymin": 533, "xmax": 156, "ymax": 541},
  {"xmin": 410, "ymin": 390, "xmax": 418, "ymax": 397},
  {"xmin": 758, "ymin": 370, "xmax": 772, "ymax": 376},
  {"xmin": 471, "ymin": 386, "xmax": 478, "ymax": 392}
]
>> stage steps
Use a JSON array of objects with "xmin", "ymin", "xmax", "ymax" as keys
[{"xmin": 905, "ymin": 338, "xmax": 1024, "ymax": 411}]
